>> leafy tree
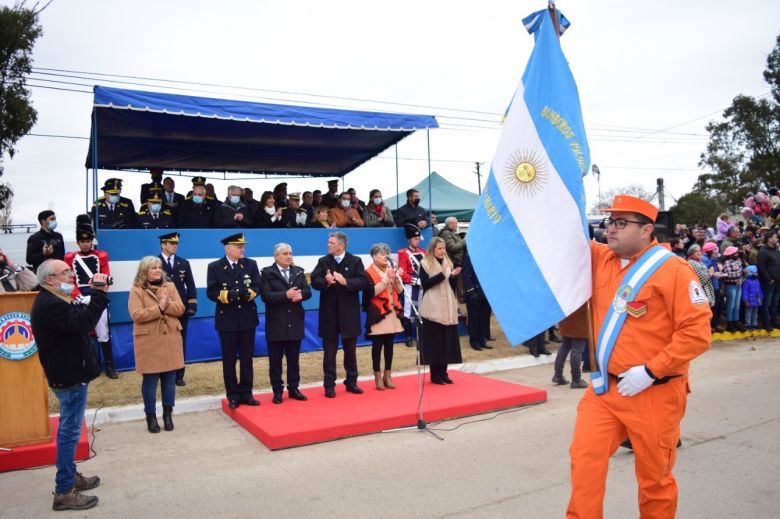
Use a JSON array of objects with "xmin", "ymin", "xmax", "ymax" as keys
[
  {"xmin": 0, "ymin": 182, "xmax": 12, "ymax": 223},
  {"xmin": 0, "ymin": 2, "xmax": 46, "ymax": 177},
  {"xmin": 589, "ymin": 183, "xmax": 654, "ymax": 214},
  {"xmin": 695, "ymin": 33, "xmax": 780, "ymax": 210},
  {"xmin": 669, "ymin": 191, "xmax": 720, "ymax": 227}
]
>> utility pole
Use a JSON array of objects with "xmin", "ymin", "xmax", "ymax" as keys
[
  {"xmin": 474, "ymin": 162, "xmax": 484, "ymax": 194},
  {"xmin": 656, "ymin": 178, "xmax": 665, "ymax": 211}
]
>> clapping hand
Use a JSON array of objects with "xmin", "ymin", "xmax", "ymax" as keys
[
  {"xmin": 451, "ymin": 267, "xmax": 462, "ymax": 277},
  {"xmin": 325, "ymin": 269, "xmax": 336, "ymax": 285},
  {"xmin": 333, "ymin": 272, "xmax": 347, "ymax": 286},
  {"xmin": 286, "ymin": 286, "xmax": 302, "ymax": 301}
]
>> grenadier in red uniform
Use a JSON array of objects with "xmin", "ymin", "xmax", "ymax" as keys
[
  {"xmin": 396, "ymin": 224, "xmax": 426, "ymax": 347},
  {"xmin": 64, "ymin": 216, "xmax": 117, "ymax": 379}
]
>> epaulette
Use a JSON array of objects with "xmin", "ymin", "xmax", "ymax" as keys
[{"xmin": 162, "ymin": 210, "xmax": 172, "ymax": 216}]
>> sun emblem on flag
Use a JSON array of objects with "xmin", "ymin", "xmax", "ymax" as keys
[{"xmin": 503, "ymin": 149, "xmax": 547, "ymax": 197}]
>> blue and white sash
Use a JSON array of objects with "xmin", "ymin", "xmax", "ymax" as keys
[{"xmin": 590, "ymin": 246, "xmax": 674, "ymax": 395}]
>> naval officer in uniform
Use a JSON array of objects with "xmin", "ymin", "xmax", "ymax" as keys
[
  {"xmin": 158, "ymin": 232, "xmax": 197, "ymax": 386},
  {"xmin": 206, "ymin": 233, "xmax": 261, "ymax": 409}
]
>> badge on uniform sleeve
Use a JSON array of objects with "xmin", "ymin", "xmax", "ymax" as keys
[
  {"xmin": 626, "ymin": 301, "xmax": 647, "ymax": 318},
  {"xmin": 689, "ymin": 281, "xmax": 708, "ymax": 305}
]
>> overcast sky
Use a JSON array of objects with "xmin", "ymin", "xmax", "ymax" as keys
[{"xmin": 2, "ymin": 0, "xmax": 778, "ymax": 233}]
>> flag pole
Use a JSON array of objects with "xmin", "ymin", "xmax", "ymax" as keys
[{"xmin": 547, "ymin": 1, "xmax": 561, "ymax": 40}]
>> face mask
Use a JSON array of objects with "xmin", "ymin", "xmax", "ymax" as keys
[
  {"xmin": 192, "ymin": 195, "xmax": 204, "ymax": 204},
  {"xmin": 373, "ymin": 197, "xmax": 382, "ymax": 205},
  {"xmin": 230, "ymin": 195, "xmax": 241, "ymax": 205},
  {"xmin": 59, "ymin": 282, "xmax": 74, "ymax": 294},
  {"xmin": 341, "ymin": 200, "xmax": 351, "ymax": 209},
  {"xmin": 150, "ymin": 203, "xmax": 162, "ymax": 214},
  {"xmin": 47, "ymin": 220, "xmax": 58, "ymax": 231},
  {"xmin": 264, "ymin": 206, "xmax": 276, "ymax": 215},
  {"xmin": 108, "ymin": 195, "xmax": 120, "ymax": 204}
]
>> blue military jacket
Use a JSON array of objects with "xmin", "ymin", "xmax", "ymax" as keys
[{"xmin": 206, "ymin": 256, "xmax": 261, "ymax": 332}]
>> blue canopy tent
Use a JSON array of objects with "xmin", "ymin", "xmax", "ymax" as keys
[{"xmin": 84, "ymin": 85, "xmax": 440, "ymax": 370}]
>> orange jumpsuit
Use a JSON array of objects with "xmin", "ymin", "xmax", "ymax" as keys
[{"xmin": 567, "ymin": 240, "xmax": 711, "ymax": 518}]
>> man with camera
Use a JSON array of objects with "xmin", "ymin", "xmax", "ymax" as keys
[
  {"xmin": 26, "ymin": 210, "xmax": 65, "ymax": 272},
  {"xmin": 206, "ymin": 233, "xmax": 261, "ymax": 409},
  {"xmin": 31, "ymin": 260, "xmax": 110, "ymax": 511},
  {"xmin": 64, "ymin": 216, "xmax": 117, "ymax": 379}
]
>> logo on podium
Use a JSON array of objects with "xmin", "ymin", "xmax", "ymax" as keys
[{"xmin": 0, "ymin": 312, "xmax": 37, "ymax": 361}]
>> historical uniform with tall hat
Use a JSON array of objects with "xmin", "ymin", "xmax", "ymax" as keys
[
  {"xmin": 64, "ymin": 214, "xmax": 117, "ymax": 378},
  {"xmin": 397, "ymin": 223, "xmax": 426, "ymax": 347},
  {"xmin": 206, "ymin": 233, "xmax": 261, "ymax": 408},
  {"xmin": 158, "ymin": 232, "xmax": 197, "ymax": 386},
  {"xmin": 91, "ymin": 178, "xmax": 137, "ymax": 229},
  {"xmin": 137, "ymin": 189, "xmax": 176, "ymax": 229}
]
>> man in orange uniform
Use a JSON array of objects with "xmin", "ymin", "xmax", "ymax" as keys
[{"xmin": 567, "ymin": 195, "xmax": 711, "ymax": 518}]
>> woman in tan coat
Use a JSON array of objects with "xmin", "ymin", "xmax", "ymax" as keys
[
  {"xmin": 362, "ymin": 243, "xmax": 404, "ymax": 390},
  {"xmin": 128, "ymin": 256, "xmax": 185, "ymax": 433}
]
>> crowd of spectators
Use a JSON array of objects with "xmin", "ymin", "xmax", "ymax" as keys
[
  {"xmin": 595, "ymin": 219, "xmax": 780, "ymax": 333},
  {"xmin": 89, "ymin": 170, "xmax": 438, "ymax": 232}
]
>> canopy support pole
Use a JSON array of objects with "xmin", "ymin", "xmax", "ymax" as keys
[
  {"xmin": 427, "ymin": 129, "xmax": 432, "ymax": 226},
  {"xmin": 395, "ymin": 144, "xmax": 400, "ymax": 211},
  {"xmin": 91, "ymin": 108, "xmax": 99, "ymax": 232}
]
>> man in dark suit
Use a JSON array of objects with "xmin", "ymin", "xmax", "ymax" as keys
[
  {"xmin": 260, "ymin": 243, "xmax": 312, "ymax": 404},
  {"xmin": 162, "ymin": 176, "xmax": 185, "ymax": 210},
  {"xmin": 177, "ymin": 184, "xmax": 215, "ymax": 228},
  {"xmin": 26, "ymin": 210, "xmax": 65, "ymax": 272},
  {"xmin": 280, "ymin": 193, "xmax": 310, "ymax": 228},
  {"xmin": 159, "ymin": 232, "xmax": 197, "ymax": 386},
  {"xmin": 206, "ymin": 233, "xmax": 261, "ymax": 409},
  {"xmin": 310, "ymin": 231, "xmax": 371, "ymax": 397}
]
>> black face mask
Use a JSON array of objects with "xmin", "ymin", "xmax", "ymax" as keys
[{"xmin": 411, "ymin": 199, "xmax": 420, "ymax": 207}]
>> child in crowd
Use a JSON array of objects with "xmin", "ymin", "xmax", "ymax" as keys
[
  {"xmin": 721, "ymin": 246, "xmax": 745, "ymax": 332},
  {"xmin": 741, "ymin": 265, "xmax": 763, "ymax": 330}
]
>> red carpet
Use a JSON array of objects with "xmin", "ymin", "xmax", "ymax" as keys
[
  {"xmin": 222, "ymin": 371, "xmax": 547, "ymax": 450},
  {"xmin": 0, "ymin": 417, "xmax": 89, "ymax": 472}
]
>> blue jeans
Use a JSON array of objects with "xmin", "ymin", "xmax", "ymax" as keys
[
  {"xmin": 141, "ymin": 371, "xmax": 176, "ymax": 414},
  {"xmin": 725, "ymin": 284, "xmax": 741, "ymax": 322},
  {"xmin": 761, "ymin": 282, "xmax": 780, "ymax": 327},
  {"xmin": 52, "ymin": 384, "xmax": 88, "ymax": 494},
  {"xmin": 745, "ymin": 307, "xmax": 759, "ymax": 328}
]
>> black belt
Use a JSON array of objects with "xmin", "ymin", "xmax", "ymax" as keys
[{"xmin": 608, "ymin": 373, "xmax": 680, "ymax": 386}]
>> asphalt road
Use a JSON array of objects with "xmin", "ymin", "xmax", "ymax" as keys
[{"xmin": 1, "ymin": 337, "xmax": 778, "ymax": 518}]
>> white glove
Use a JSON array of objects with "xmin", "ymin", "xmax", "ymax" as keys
[
  {"xmin": 74, "ymin": 294, "xmax": 91, "ymax": 305},
  {"xmin": 617, "ymin": 365, "xmax": 654, "ymax": 397}
]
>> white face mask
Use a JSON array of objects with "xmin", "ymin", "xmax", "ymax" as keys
[
  {"xmin": 341, "ymin": 200, "xmax": 351, "ymax": 209},
  {"xmin": 264, "ymin": 206, "xmax": 276, "ymax": 215},
  {"xmin": 373, "ymin": 197, "xmax": 382, "ymax": 205}
]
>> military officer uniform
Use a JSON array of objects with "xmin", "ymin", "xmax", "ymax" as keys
[
  {"xmin": 159, "ymin": 232, "xmax": 197, "ymax": 385},
  {"xmin": 137, "ymin": 193, "xmax": 176, "ymax": 229},
  {"xmin": 139, "ymin": 168, "xmax": 164, "ymax": 204},
  {"xmin": 206, "ymin": 233, "xmax": 261, "ymax": 407},
  {"xmin": 91, "ymin": 178, "xmax": 137, "ymax": 229}
]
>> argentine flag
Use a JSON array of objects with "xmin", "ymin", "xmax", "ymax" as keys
[{"xmin": 467, "ymin": 8, "xmax": 591, "ymax": 345}]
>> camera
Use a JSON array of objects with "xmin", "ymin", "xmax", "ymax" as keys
[{"xmin": 92, "ymin": 275, "xmax": 113, "ymax": 287}]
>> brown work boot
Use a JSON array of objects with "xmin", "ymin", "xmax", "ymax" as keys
[
  {"xmin": 52, "ymin": 489, "xmax": 98, "ymax": 511},
  {"xmin": 74, "ymin": 472, "xmax": 100, "ymax": 491}
]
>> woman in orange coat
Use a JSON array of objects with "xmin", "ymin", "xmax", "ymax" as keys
[
  {"xmin": 128, "ymin": 256, "xmax": 184, "ymax": 433},
  {"xmin": 362, "ymin": 243, "xmax": 404, "ymax": 390}
]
